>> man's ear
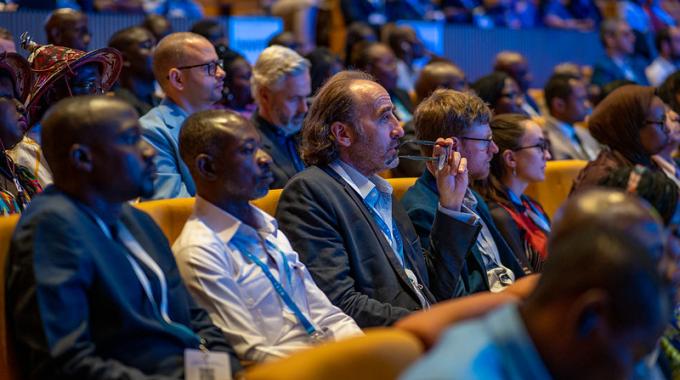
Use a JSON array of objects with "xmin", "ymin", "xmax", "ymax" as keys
[
  {"xmin": 69, "ymin": 144, "xmax": 93, "ymax": 172},
  {"xmin": 196, "ymin": 153, "xmax": 218, "ymax": 181},
  {"xmin": 572, "ymin": 289, "xmax": 610, "ymax": 339},
  {"xmin": 167, "ymin": 69, "xmax": 184, "ymax": 91},
  {"xmin": 551, "ymin": 97, "xmax": 566, "ymax": 114},
  {"xmin": 331, "ymin": 121, "xmax": 353, "ymax": 148},
  {"xmin": 258, "ymin": 86, "xmax": 270, "ymax": 108}
]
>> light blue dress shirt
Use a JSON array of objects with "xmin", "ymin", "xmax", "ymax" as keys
[
  {"xmin": 401, "ymin": 303, "xmax": 552, "ymax": 380},
  {"xmin": 139, "ymin": 98, "xmax": 196, "ymax": 200}
]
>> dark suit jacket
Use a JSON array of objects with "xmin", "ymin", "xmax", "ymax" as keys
[
  {"xmin": 401, "ymin": 171, "xmax": 526, "ymax": 298},
  {"xmin": 591, "ymin": 54, "xmax": 649, "ymax": 87},
  {"xmin": 275, "ymin": 165, "xmax": 477, "ymax": 327},
  {"xmin": 252, "ymin": 112, "xmax": 304, "ymax": 189},
  {"xmin": 6, "ymin": 186, "xmax": 241, "ymax": 380}
]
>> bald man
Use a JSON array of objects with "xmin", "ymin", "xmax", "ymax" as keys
[
  {"xmin": 7, "ymin": 96, "xmax": 241, "ymax": 379},
  {"xmin": 44, "ymin": 8, "xmax": 90, "ymax": 51},
  {"xmin": 173, "ymin": 109, "xmax": 362, "ymax": 362},
  {"xmin": 494, "ymin": 51, "xmax": 541, "ymax": 116},
  {"xmin": 140, "ymin": 32, "xmax": 225, "ymax": 199}
]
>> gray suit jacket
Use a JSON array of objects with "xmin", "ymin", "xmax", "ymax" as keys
[
  {"xmin": 275, "ymin": 165, "xmax": 477, "ymax": 327},
  {"xmin": 544, "ymin": 117, "xmax": 601, "ymax": 161}
]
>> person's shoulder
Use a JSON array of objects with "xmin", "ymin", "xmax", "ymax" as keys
[
  {"xmin": 19, "ymin": 188, "xmax": 80, "ymax": 223},
  {"xmin": 172, "ymin": 214, "xmax": 222, "ymax": 258}
]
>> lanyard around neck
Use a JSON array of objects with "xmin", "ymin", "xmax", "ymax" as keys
[{"xmin": 231, "ymin": 235, "xmax": 324, "ymax": 341}]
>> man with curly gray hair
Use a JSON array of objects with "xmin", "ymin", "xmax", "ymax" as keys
[{"xmin": 251, "ymin": 45, "xmax": 311, "ymax": 188}]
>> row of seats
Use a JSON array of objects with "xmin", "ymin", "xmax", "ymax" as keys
[{"xmin": 0, "ymin": 160, "xmax": 587, "ymax": 380}]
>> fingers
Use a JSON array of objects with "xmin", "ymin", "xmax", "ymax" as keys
[{"xmin": 458, "ymin": 156, "xmax": 467, "ymax": 175}]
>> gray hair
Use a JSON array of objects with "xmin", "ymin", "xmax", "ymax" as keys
[{"xmin": 251, "ymin": 45, "xmax": 310, "ymax": 103}]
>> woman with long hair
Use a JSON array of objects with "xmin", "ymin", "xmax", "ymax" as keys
[{"xmin": 477, "ymin": 113, "xmax": 551, "ymax": 272}]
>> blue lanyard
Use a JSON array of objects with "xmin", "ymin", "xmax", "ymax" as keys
[
  {"xmin": 232, "ymin": 235, "xmax": 322, "ymax": 340},
  {"xmin": 362, "ymin": 193, "xmax": 405, "ymax": 268}
]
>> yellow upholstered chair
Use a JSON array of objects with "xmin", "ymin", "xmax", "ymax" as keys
[
  {"xmin": 0, "ymin": 215, "xmax": 21, "ymax": 380},
  {"xmin": 388, "ymin": 177, "xmax": 417, "ymax": 201},
  {"xmin": 135, "ymin": 190, "xmax": 283, "ymax": 245},
  {"xmin": 525, "ymin": 160, "xmax": 587, "ymax": 219},
  {"xmin": 245, "ymin": 328, "xmax": 424, "ymax": 380}
]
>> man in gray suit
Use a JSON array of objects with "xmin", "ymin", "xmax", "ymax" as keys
[{"xmin": 543, "ymin": 73, "xmax": 601, "ymax": 161}]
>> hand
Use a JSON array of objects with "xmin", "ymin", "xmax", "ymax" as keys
[{"xmin": 431, "ymin": 138, "xmax": 468, "ymax": 212}]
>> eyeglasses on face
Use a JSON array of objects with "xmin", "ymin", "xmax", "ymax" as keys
[
  {"xmin": 175, "ymin": 59, "xmax": 224, "ymax": 77},
  {"xmin": 461, "ymin": 135, "xmax": 494, "ymax": 149},
  {"xmin": 512, "ymin": 140, "xmax": 550, "ymax": 153},
  {"xmin": 645, "ymin": 119, "xmax": 666, "ymax": 128}
]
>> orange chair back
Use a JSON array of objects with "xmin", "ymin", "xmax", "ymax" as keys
[
  {"xmin": 0, "ymin": 215, "xmax": 21, "ymax": 380},
  {"xmin": 388, "ymin": 177, "xmax": 417, "ymax": 201},
  {"xmin": 525, "ymin": 160, "xmax": 587, "ymax": 218}
]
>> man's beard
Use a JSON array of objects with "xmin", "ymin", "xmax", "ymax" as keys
[{"xmin": 278, "ymin": 116, "xmax": 304, "ymax": 137}]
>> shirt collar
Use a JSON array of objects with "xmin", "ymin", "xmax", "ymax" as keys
[
  {"xmin": 546, "ymin": 115, "xmax": 576, "ymax": 138},
  {"xmin": 193, "ymin": 195, "xmax": 279, "ymax": 244},
  {"xmin": 159, "ymin": 97, "xmax": 189, "ymax": 128},
  {"xmin": 330, "ymin": 159, "xmax": 393, "ymax": 200}
]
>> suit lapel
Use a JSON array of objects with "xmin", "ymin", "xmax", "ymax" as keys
[{"xmin": 322, "ymin": 167, "xmax": 424, "ymax": 301}]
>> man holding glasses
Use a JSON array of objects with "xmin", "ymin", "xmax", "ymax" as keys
[
  {"xmin": 140, "ymin": 32, "xmax": 225, "ymax": 199},
  {"xmin": 402, "ymin": 89, "xmax": 526, "ymax": 299}
]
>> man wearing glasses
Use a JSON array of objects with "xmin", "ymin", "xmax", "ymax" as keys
[
  {"xmin": 140, "ymin": 32, "xmax": 225, "ymax": 199},
  {"xmin": 402, "ymin": 89, "xmax": 526, "ymax": 299}
]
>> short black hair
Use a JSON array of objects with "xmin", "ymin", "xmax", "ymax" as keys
[
  {"xmin": 544, "ymin": 73, "xmax": 580, "ymax": 111},
  {"xmin": 190, "ymin": 19, "xmax": 223, "ymax": 39},
  {"xmin": 658, "ymin": 70, "xmax": 680, "ymax": 113},
  {"xmin": 655, "ymin": 27, "xmax": 672, "ymax": 53}
]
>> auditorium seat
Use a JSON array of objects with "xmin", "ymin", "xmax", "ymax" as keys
[
  {"xmin": 0, "ymin": 214, "xmax": 21, "ymax": 380},
  {"xmin": 525, "ymin": 160, "xmax": 587, "ymax": 219},
  {"xmin": 245, "ymin": 328, "xmax": 423, "ymax": 380},
  {"xmin": 388, "ymin": 177, "xmax": 417, "ymax": 200},
  {"xmin": 135, "ymin": 189, "xmax": 283, "ymax": 244}
]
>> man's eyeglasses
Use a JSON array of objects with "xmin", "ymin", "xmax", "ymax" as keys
[
  {"xmin": 512, "ymin": 140, "xmax": 550, "ymax": 153},
  {"xmin": 175, "ymin": 59, "xmax": 224, "ymax": 77},
  {"xmin": 398, "ymin": 139, "xmax": 450, "ymax": 171},
  {"xmin": 461, "ymin": 136, "xmax": 494, "ymax": 149}
]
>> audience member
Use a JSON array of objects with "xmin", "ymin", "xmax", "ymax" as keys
[
  {"xmin": 659, "ymin": 70, "xmax": 680, "ymax": 113},
  {"xmin": 351, "ymin": 42, "xmax": 415, "ymax": 122},
  {"xmin": 190, "ymin": 18, "xmax": 235, "ymax": 59},
  {"xmin": 402, "ymin": 89, "xmax": 526, "ymax": 298},
  {"xmin": 108, "ymin": 26, "xmax": 158, "ymax": 116},
  {"xmin": 140, "ymin": 32, "xmax": 225, "ymax": 199},
  {"xmin": 592, "ymin": 19, "xmax": 649, "ymax": 87},
  {"xmin": 402, "ymin": 221, "xmax": 672, "ymax": 380},
  {"xmin": 268, "ymin": 31, "xmax": 302, "ymax": 55},
  {"xmin": 471, "ymin": 72, "xmax": 524, "ymax": 115},
  {"xmin": 652, "ymin": 106, "xmax": 680, "ymax": 186},
  {"xmin": 572, "ymin": 85, "xmax": 668, "ymax": 192},
  {"xmin": 276, "ymin": 71, "xmax": 474, "ymax": 326},
  {"xmin": 6, "ymin": 95, "xmax": 241, "ymax": 379},
  {"xmin": 542, "ymin": 0, "xmax": 599, "ymax": 31},
  {"xmin": 387, "ymin": 25, "xmax": 428, "ymax": 93},
  {"xmin": 343, "ymin": 22, "xmax": 377, "ymax": 67},
  {"xmin": 271, "ymin": 0, "xmax": 319, "ymax": 54},
  {"xmin": 0, "ymin": 27, "xmax": 16, "ymax": 53},
  {"xmin": 251, "ymin": 45, "xmax": 310, "ymax": 189},
  {"xmin": 219, "ymin": 53, "xmax": 256, "ymax": 119},
  {"xmin": 0, "ymin": 53, "xmax": 41, "ymax": 216},
  {"xmin": 305, "ymin": 47, "xmax": 343, "ymax": 96},
  {"xmin": 648, "ymin": 27, "xmax": 680, "ymax": 87},
  {"xmin": 141, "ymin": 13, "xmax": 173, "ymax": 41},
  {"xmin": 10, "ymin": 41, "xmax": 122, "ymax": 188},
  {"xmin": 44, "ymin": 8, "xmax": 90, "ymax": 51},
  {"xmin": 543, "ymin": 73, "xmax": 600, "ymax": 160},
  {"xmin": 394, "ymin": 60, "xmax": 467, "ymax": 178},
  {"xmin": 494, "ymin": 51, "xmax": 541, "ymax": 116},
  {"xmin": 478, "ymin": 114, "xmax": 551, "ymax": 273},
  {"xmin": 173, "ymin": 109, "xmax": 362, "ymax": 362}
]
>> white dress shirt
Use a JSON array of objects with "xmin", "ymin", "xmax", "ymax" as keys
[
  {"xmin": 646, "ymin": 56, "xmax": 677, "ymax": 87},
  {"xmin": 172, "ymin": 196, "xmax": 362, "ymax": 363}
]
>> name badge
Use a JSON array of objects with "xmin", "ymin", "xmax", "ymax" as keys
[{"xmin": 185, "ymin": 348, "xmax": 232, "ymax": 380}]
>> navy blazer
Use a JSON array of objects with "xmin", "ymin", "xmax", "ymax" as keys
[
  {"xmin": 591, "ymin": 55, "xmax": 649, "ymax": 87},
  {"xmin": 275, "ymin": 165, "xmax": 477, "ymax": 327},
  {"xmin": 252, "ymin": 112, "xmax": 304, "ymax": 189},
  {"xmin": 401, "ymin": 171, "xmax": 526, "ymax": 299},
  {"xmin": 6, "ymin": 186, "xmax": 240, "ymax": 380}
]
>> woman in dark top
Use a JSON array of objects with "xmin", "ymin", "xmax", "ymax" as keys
[
  {"xmin": 478, "ymin": 113, "xmax": 551, "ymax": 272},
  {"xmin": 571, "ymin": 85, "xmax": 669, "ymax": 193}
]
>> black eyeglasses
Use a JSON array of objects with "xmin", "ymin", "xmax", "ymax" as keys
[
  {"xmin": 398, "ymin": 139, "xmax": 449, "ymax": 171},
  {"xmin": 461, "ymin": 136, "xmax": 494, "ymax": 149},
  {"xmin": 175, "ymin": 59, "xmax": 224, "ymax": 77},
  {"xmin": 645, "ymin": 119, "xmax": 666, "ymax": 128},
  {"xmin": 513, "ymin": 140, "xmax": 550, "ymax": 153}
]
